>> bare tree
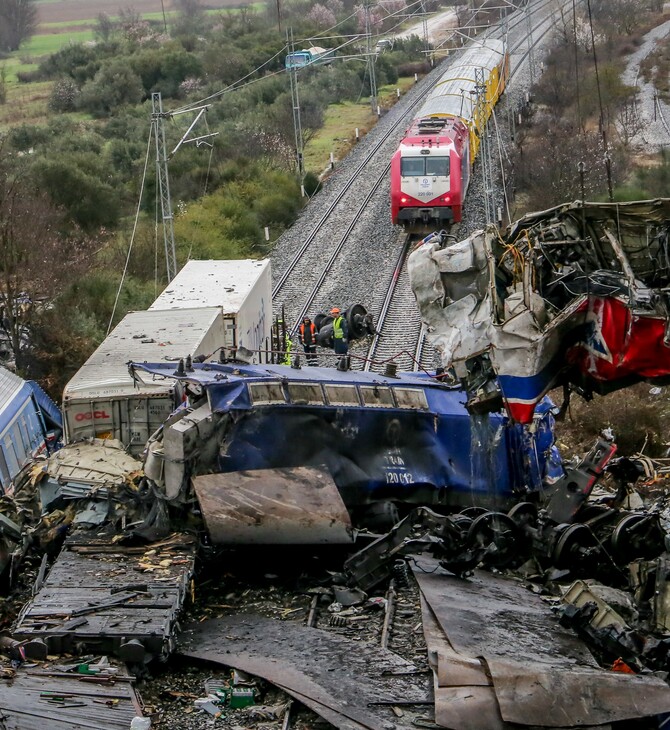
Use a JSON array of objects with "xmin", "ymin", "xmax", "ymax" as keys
[
  {"xmin": 590, "ymin": 0, "xmax": 641, "ymax": 41},
  {"xmin": 0, "ymin": 0, "xmax": 37, "ymax": 52},
  {"xmin": 172, "ymin": 0, "xmax": 206, "ymax": 36},
  {"xmin": 94, "ymin": 12, "xmax": 115, "ymax": 42},
  {"xmin": 307, "ymin": 3, "xmax": 336, "ymax": 28},
  {"xmin": 615, "ymin": 98, "xmax": 643, "ymax": 145}
]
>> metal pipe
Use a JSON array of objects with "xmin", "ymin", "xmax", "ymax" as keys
[{"xmin": 380, "ymin": 578, "xmax": 396, "ymax": 649}]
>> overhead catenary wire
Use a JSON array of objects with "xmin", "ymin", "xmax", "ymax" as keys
[
  {"xmin": 171, "ymin": 45, "xmax": 288, "ymax": 114},
  {"xmin": 108, "ymin": 127, "xmax": 154, "ymax": 336},
  {"xmin": 491, "ymin": 108, "xmax": 511, "ymax": 224},
  {"xmin": 170, "ymin": 0, "xmax": 433, "ymax": 117}
]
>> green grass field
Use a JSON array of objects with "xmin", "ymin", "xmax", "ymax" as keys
[
  {"xmin": 37, "ymin": 5, "xmax": 257, "ymax": 28},
  {"xmin": 21, "ymin": 29, "xmax": 94, "ymax": 56},
  {"xmin": 303, "ymin": 77, "xmax": 416, "ymax": 173},
  {"xmin": 2, "ymin": 3, "xmax": 264, "ymax": 84},
  {"xmin": 2, "ymin": 29, "xmax": 95, "ymax": 83}
]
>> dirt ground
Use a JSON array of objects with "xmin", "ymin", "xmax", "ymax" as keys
[{"xmin": 35, "ymin": 0, "xmax": 255, "ymax": 27}]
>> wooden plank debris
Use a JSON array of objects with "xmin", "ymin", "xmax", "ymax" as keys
[{"xmin": 0, "ymin": 662, "xmax": 143, "ymax": 729}]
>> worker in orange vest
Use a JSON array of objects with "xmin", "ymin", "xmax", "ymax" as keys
[{"xmin": 299, "ymin": 316, "xmax": 318, "ymax": 364}]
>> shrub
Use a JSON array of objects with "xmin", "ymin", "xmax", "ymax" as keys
[
  {"xmin": 255, "ymin": 191, "xmax": 300, "ymax": 228},
  {"xmin": 173, "ymin": 193, "xmax": 259, "ymax": 260},
  {"xmin": 48, "ymin": 77, "xmax": 80, "ymax": 112},
  {"xmin": 33, "ymin": 154, "xmax": 122, "ymax": 231},
  {"xmin": 16, "ymin": 69, "xmax": 42, "ymax": 83},
  {"xmin": 130, "ymin": 46, "xmax": 202, "ymax": 97},
  {"xmin": 38, "ymin": 43, "xmax": 101, "ymax": 83},
  {"xmin": 554, "ymin": 383, "xmax": 666, "ymax": 457},
  {"xmin": 303, "ymin": 171, "xmax": 321, "ymax": 196},
  {"xmin": 79, "ymin": 61, "xmax": 144, "ymax": 116},
  {"xmin": 7, "ymin": 123, "xmax": 49, "ymax": 151}
]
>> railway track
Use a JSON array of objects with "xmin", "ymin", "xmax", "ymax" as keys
[
  {"xmin": 361, "ymin": 233, "xmax": 436, "ymax": 374},
  {"xmin": 358, "ymin": 0, "xmax": 573, "ymax": 372},
  {"xmin": 270, "ymin": 82, "xmax": 435, "ymax": 334},
  {"xmin": 270, "ymin": 0, "xmax": 577, "ymax": 370}
]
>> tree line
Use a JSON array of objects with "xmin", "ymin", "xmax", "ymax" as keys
[
  {"xmin": 0, "ymin": 0, "xmax": 432, "ymax": 395},
  {"xmin": 511, "ymin": 0, "xmax": 669, "ymax": 212}
]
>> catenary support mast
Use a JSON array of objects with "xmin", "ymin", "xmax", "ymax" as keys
[{"xmin": 152, "ymin": 92, "xmax": 178, "ymax": 283}]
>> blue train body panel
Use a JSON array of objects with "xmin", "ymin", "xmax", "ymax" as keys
[
  {"xmin": 131, "ymin": 362, "xmax": 563, "ymax": 509},
  {"xmin": 0, "ymin": 367, "xmax": 62, "ymax": 492}
]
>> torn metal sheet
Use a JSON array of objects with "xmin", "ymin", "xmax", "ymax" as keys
[
  {"xmin": 0, "ymin": 664, "xmax": 142, "ymax": 729},
  {"xmin": 264, "ymin": 688, "xmax": 373, "ymax": 730},
  {"xmin": 13, "ymin": 532, "xmax": 195, "ymax": 661},
  {"xmin": 193, "ymin": 466, "xmax": 354, "ymax": 544},
  {"xmin": 420, "ymin": 594, "xmax": 505, "ymax": 730},
  {"xmin": 413, "ymin": 557, "xmax": 670, "ymax": 727},
  {"xmin": 179, "ymin": 614, "xmax": 432, "ymax": 730},
  {"xmin": 46, "ymin": 438, "xmax": 143, "ymax": 489},
  {"xmin": 409, "ymin": 199, "xmax": 670, "ymax": 422}
]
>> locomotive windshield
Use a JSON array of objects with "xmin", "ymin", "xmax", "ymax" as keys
[{"xmin": 401, "ymin": 156, "xmax": 450, "ymax": 177}]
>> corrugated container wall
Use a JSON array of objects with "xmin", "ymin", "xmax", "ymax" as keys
[
  {"xmin": 62, "ymin": 307, "xmax": 226, "ymax": 453},
  {"xmin": 149, "ymin": 259, "xmax": 272, "ymax": 360}
]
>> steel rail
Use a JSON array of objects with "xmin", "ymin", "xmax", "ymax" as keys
[
  {"xmin": 291, "ymin": 166, "xmax": 391, "ymax": 330},
  {"xmin": 271, "ymin": 0, "xmax": 549, "ymax": 335},
  {"xmin": 359, "ymin": 0, "xmax": 578, "ymax": 374},
  {"xmin": 363, "ymin": 234, "xmax": 424, "ymax": 372}
]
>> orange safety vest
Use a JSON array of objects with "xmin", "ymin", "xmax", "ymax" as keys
[{"xmin": 299, "ymin": 322, "xmax": 316, "ymax": 342}]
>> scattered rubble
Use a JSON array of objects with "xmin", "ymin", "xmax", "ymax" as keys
[
  {"xmin": 8, "ymin": 202, "xmax": 670, "ymax": 727},
  {"xmin": 2, "ymin": 431, "xmax": 670, "ymax": 727}
]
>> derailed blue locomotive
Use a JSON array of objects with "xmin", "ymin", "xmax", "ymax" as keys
[{"xmin": 131, "ymin": 361, "xmax": 562, "ymax": 539}]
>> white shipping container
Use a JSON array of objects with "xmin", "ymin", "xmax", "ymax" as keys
[
  {"xmin": 63, "ymin": 307, "xmax": 226, "ymax": 453},
  {"xmin": 149, "ymin": 259, "xmax": 272, "ymax": 360}
]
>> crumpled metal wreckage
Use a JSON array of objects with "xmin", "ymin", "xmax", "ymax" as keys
[
  {"xmin": 5, "ymin": 221, "xmax": 670, "ymax": 730},
  {"xmin": 408, "ymin": 198, "xmax": 670, "ymax": 423}
]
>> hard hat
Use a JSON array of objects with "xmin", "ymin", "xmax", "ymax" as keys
[{"xmin": 330, "ymin": 307, "xmax": 340, "ymax": 314}]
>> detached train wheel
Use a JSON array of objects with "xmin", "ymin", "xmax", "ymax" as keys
[
  {"xmin": 508, "ymin": 502, "xmax": 538, "ymax": 528},
  {"xmin": 346, "ymin": 304, "xmax": 369, "ymax": 339},
  {"xmin": 467, "ymin": 511, "xmax": 519, "ymax": 568},
  {"xmin": 551, "ymin": 523, "xmax": 600, "ymax": 571},
  {"xmin": 460, "ymin": 506, "xmax": 488, "ymax": 519},
  {"xmin": 314, "ymin": 313, "xmax": 330, "ymax": 332},
  {"xmin": 610, "ymin": 513, "xmax": 666, "ymax": 563}
]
